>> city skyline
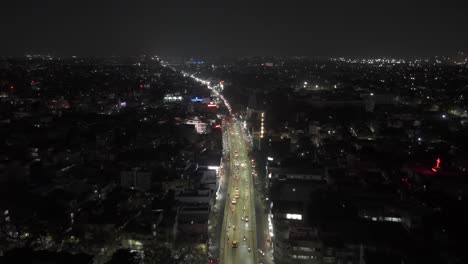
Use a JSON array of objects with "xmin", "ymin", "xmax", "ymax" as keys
[{"xmin": 1, "ymin": 2, "xmax": 468, "ymax": 263}]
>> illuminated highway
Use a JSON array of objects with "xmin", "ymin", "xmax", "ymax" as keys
[
  {"xmin": 220, "ymin": 120, "xmax": 258, "ymax": 264},
  {"xmin": 174, "ymin": 72, "xmax": 265, "ymax": 263}
]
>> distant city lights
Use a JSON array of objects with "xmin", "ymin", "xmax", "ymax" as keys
[{"xmin": 180, "ymin": 71, "xmax": 232, "ymax": 115}]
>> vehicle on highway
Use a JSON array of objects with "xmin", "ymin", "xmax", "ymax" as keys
[
  {"xmin": 232, "ymin": 241, "xmax": 238, "ymax": 248},
  {"xmin": 243, "ymin": 236, "xmax": 246, "ymax": 241},
  {"xmin": 245, "ymin": 216, "xmax": 249, "ymax": 222},
  {"xmin": 231, "ymin": 198, "xmax": 237, "ymax": 205},
  {"xmin": 258, "ymin": 249, "xmax": 265, "ymax": 256},
  {"xmin": 248, "ymin": 247, "xmax": 251, "ymax": 252}
]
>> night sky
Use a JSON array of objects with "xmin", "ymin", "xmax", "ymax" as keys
[{"xmin": 1, "ymin": 0, "xmax": 467, "ymax": 57}]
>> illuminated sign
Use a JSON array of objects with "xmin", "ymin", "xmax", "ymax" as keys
[
  {"xmin": 432, "ymin": 158, "xmax": 441, "ymax": 172},
  {"xmin": 191, "ymin": 97, "xmax": 203, "ymax": 102},
  {"xmin": 207, "ymin": 104, "xmax": 217, "ymax": 108},
  {"xmin": 120, "ymin": 102, "xmax": 127, "ymax": 107},
  {"xmin": 286, "ymin": 213, "xmax": 302, "ymax": 220}
]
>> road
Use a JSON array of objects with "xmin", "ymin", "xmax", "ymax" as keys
[
  {"xmin": 178, "ymin": 72, "xmax": 269, "ymax": 263},
  {"xmin": 220, "ymin": 119, "xmax": 258, "ymax": 264}
]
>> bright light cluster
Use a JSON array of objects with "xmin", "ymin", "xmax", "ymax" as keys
[
  {"xmin": 260, "ymin": 112, "xmax": 265, "ymax": 138},
  {"xmin": 164, "ymin": 96, "xmax": 183, "ymax": 101},
  {"xmin": 331, "ymin": 57, "xmax": 407, "ymax": 64},
  {"xmin": 268, "ymin": 213, "xmax": 274, "ymax": 237},
  {"xmin": 286, "ymin": 213, "xmax": 302, "ymax": 220},
  {"xmin": 181, "ymin": 71, "xmax": 232, "ymax": 115}
]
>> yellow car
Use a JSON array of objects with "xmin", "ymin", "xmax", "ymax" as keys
[{"xmin": 232, "ymin": 241, "xmax": 238, "ymax": 248}]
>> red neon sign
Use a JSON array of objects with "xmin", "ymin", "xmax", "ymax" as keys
[
  {"xmin": 432, "ymin": 158, "xmax": 441, "ymax": 173},
  {"xmin": 207, "ymin": 104, "xmax": 217, "ymax": 108}
]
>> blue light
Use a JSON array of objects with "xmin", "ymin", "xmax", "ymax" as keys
[{"xmin": 191, "ymin": 97, "xmax": 203, "ymax": 102}]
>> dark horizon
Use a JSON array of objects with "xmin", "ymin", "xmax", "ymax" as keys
[{"xmin": 1, "ymin": 0, "xmax": 467, "ymax": 58}]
